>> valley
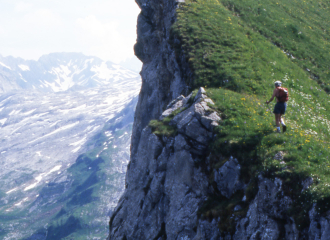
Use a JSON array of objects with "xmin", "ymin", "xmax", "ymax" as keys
[{"xmin": 0, "ymin": 53, "xmax": 141, "ymax": 239}]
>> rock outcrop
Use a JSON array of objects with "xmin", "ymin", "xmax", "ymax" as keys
[
  {"xmin": 109, "ymin": 88, "xmax": 222, "ymax": 240},
  {"xmin": 108, "ymin": 0, "xmax": 330, "ymax": 239}
]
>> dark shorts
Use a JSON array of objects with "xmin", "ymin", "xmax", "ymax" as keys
[{"xmin": 273, "ymin": 102, "xmax": 286, "ymax": 115}]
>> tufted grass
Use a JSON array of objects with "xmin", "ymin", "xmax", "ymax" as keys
[
  {"xmin": 173, "ymin": 0, "xmax": 330, "ymax": 230},
  {"xmin": 149, "ymin": 119, "xmax": 178, "ymax": 137}
]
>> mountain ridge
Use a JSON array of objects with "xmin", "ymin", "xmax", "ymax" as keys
[{"xmin": 0, "ymin": 52, "xmax": 139, "ymax": 93}]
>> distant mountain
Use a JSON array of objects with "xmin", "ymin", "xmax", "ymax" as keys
[
  {"xmin": 0, "ymin": 53, "xmax": 139, "ymax": 93},
  {"xmin": 0, "ymin": 53, "xmax": 141, "ymax": 239},
  {"xmin": 119, "ymin": 56, "xmax": 142, "ymax": 73}
]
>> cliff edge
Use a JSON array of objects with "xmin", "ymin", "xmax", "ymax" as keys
[{"xmin": 108, "ymin": 0, "xmax": 330, "ymax": 239}]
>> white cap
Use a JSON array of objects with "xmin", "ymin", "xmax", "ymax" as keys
[{"xmin": 274, "ymin": 81, "xmax": 282, "ymax": 87}]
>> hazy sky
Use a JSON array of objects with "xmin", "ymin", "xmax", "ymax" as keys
[{"xmin": 0, "ymin": 0, "xmax": 141, "ymax": 64}]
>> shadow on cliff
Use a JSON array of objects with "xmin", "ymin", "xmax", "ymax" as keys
[
  {"xmin": 211, "ymin": 129, "xmax": 273, "ymax": 182},
  {"xmin": 22, "ymin": 216, "xmax": 81, "ymax": 240}
]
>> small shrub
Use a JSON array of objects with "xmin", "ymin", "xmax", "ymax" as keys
[{"xmin": 149, "ymin": 120, "xmax": 177, "ymax": 137}]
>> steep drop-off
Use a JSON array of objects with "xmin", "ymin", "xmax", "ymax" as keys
[{"xmin": 109, "ymin": 0, "xmax": 330, "ymax": 239}]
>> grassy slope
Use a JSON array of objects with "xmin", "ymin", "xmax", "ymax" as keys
[{"xmin": 172, "ymin": 0, "xmax": 330, "ymax": 231}]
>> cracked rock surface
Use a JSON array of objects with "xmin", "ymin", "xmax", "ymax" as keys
[
  {"xmin": 108, "ymin": 88, "xmax": 221, "ymax": 240},
  {"xmin": 109, "ymin": 86, "xmax": 330, "ymax": 239},
  {"xmin": 131, "ymin": 0, "xmax": 190, "ymax": 159}
]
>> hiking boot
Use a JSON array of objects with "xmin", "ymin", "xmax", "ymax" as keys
[
  {"xmin": 283, "ymin": 125, "xmax": 287, "ymax": 133},
  {"xmin": 275, "ymin": 129, "xmax": 281, "ymax": 133}
]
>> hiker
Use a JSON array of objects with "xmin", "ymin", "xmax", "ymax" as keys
[{"xmin": 266, "ymin": 81, "xmax": 287, "ymax": 133}]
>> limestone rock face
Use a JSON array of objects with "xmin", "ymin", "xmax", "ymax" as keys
[
  {"xmin": 234, "ymin": 177, "xmax": 293, "ymax": 240},
  {"xmin": 109, "ymin": 91, "xmax": 330, "ymax": 240},
  {"xmin": 214, "ymin": 157, "xmax": 242, "ymax": 199},
  {"xmin": 108, "ymin": 89, "xmax": 221, "ymax": 240},
  {"xmin": 233, "ymin": 176, "xmax": 330, "ymax": 240},
  {"xmin": 131, "ymin": 0, "xmax": 190, "ymax": 158}
]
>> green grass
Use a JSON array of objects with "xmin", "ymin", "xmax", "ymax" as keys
[
  {"xmin": 173, "ymin": 0, "xmax": 330, "ymax": 229},
  {"xmin": 208, "ymin": 88, "xmax": 330, "ymax": 228},
  {"xmin": 198, "ymin": 190, "xmax": 249, "ymax": 234},
  {"xmin": 221, "ymin": 0, "xmax": 330, "ymax": 91},
  {"xmin": 149, "ymin": 120, "xmax": 178, "ymax": 137},
  {"xmin": 149, "ymin": 109, "xmax": 184, "ymax": 136},
  {"xmin": 173, "ymin": 0, "xmax": 330, "ymax": 92}
]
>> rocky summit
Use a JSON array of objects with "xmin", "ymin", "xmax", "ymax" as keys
[{"xmin": 0, "ymin": 52, "xmax": 138, "ymax": 93}]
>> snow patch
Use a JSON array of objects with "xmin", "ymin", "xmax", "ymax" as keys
[
  {"xmin": 9, "ymin": 109, "xmax": 22, "ymax": 116},
  {"xmin": 70, "ymin": 137, "xmax": 87, "ymax": 147},
  {"xmin": 86, "ymin": 125, "xmax": 101, "ymax": 134},
  {"xmin": 21, "ymin": 109, "xmax": 36, "ymax": 116},
  {"xmin": 105, "ymin": 131, "xmax": 112, "ymax": 137},
  {"xmin": 50, "ymin": 120, "xmax": 61, "ymax": 127},
  {"xmin": 49, "ymin": 165, "xmax": 62, "ymax": 174},
  {"xmin": 0, "ymin": 62, "xmax": 11, "ymax": 70},
  {"xmin": 11, "ymin": 126, "xmax": 22, "ymax": 134},
  {"xmin": 0, "ymin": 118, "xmax": 7, "ymax": 125},
  {"xmin": 44, "ymin": 65, "xmax": 74, "ymax": 92},
  {"xmin": 18, "ymin": 65, "xmax": 30, "ymax": 71},
  {"xmin": 19, "ymin": 73, "xmax": 28, "ymax": 82},
  {"xmin": 24, "ymin": 165, "xmax": 62, "ymax": 191},
  {"xmin": 73, "ymin": 104, "xmax": 87, "ymax": 111},
  {"xmin": 29, "ymin": 121, "xmax": 79, "ymax": 143},
  {"xmin": 91, "ymin": 62, "xmax": 115, "ymax": 81},
  {"xmin": 6, "ymin": 187, "xmax": 18, "ymax": 194},
  {"xmin": 24, "ymin": 182, "xmax": 38, "ymax": 191},
  {"xmin": 72, "ymin": 146, "xmax": 82, "ymax": 153},
  {"xmin": 0, "ymin": 96, "xmax": 12, "ymax": 106},
  {"xmin": 15, "ymin": 197, "xmax": 29, "ymax": 206}
]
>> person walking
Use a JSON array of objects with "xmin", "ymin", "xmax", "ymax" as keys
[{"xmin": 266, "ymin": 81, "xmax": 288, "ymax": 133}]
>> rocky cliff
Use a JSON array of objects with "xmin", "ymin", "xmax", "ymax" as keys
[
  {"xmin": 130, "ymin": 0, "xmax": 189, "ymax": 158},
  {"xmin": 108, "ymin": 0, "xmax": 330, "ymax": 239}
]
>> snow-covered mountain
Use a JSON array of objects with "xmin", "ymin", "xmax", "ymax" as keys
[
  {"xmin": 0, "ymin": 53, "xmax": 139, "ymax": 93},
  {"xmin": 0, "ymin": 53, "xmax": 141, "ymax": 239}
]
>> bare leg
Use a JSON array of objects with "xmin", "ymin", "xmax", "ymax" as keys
[
  {"xmin": 280, "ymin": 114, "xmax": 287, "ymax": 132},
  {"xmin": 275, "ymin": 114, "xmax": 281, "ymax": 127},
  {"xmin": 280, "ymin": 114, "xmax": 285, "ymax": 126}
]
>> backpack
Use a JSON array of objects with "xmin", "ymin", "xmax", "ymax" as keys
[{"xmin": 277, "ymin": 87, "xmax": 289, "ymax": 102}]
